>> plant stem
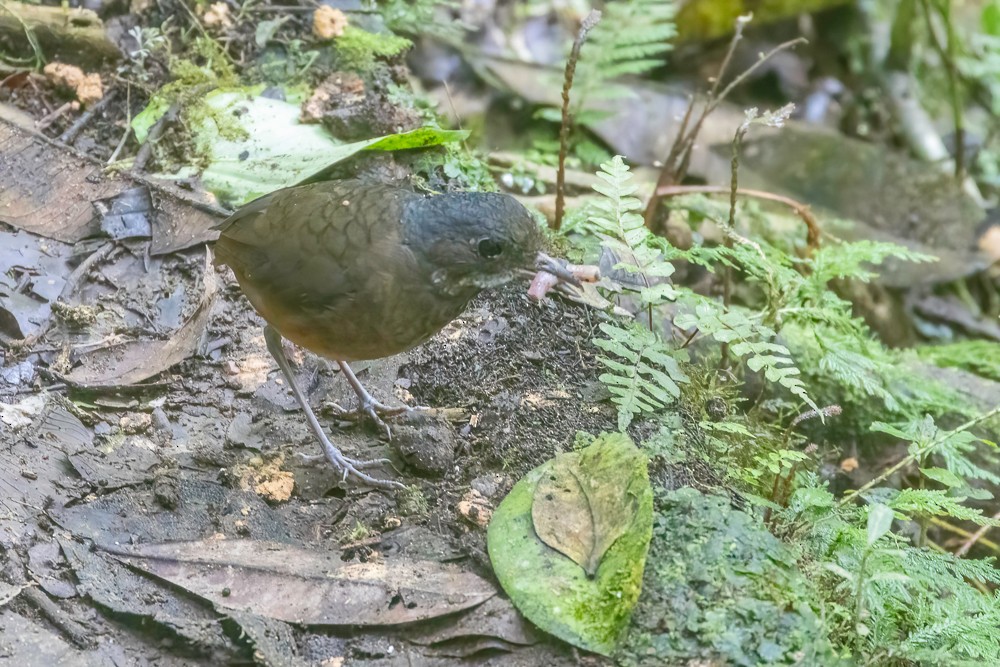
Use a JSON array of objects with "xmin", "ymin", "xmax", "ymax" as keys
[
  {"xmin": 553, "ymin": 9, "xmax": 601, "ymax": 231},
  {"xmin": 838, "ymin": 404, "xmax": 1000, "ymax": 507}
]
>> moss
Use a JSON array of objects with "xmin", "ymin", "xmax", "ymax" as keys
[
  {"xmin": 396, "ymin": 484, "xmax": 429, "ymax": 516},
  {"xmin": 617, "ymin": 488, "xmax": 846, "ymax": 666},
  {"xmin": 335, "ymin": 26, "xmax": 411, "ymax": 72}
]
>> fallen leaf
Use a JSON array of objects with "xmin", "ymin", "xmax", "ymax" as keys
[
  {"xmin": 63, "ymin": 250, "xmax": 217, "ymax": 388},
  {"xmin": 532, "ymin": 436, "xmax": 644, "ymax": 576},
  {"xmin": 104, "ymin": 538, "xmax": 496, "ymax": 626},
  {"xmin": 488, "ymin": 433, "xmax": 652, "ymax": 655}
]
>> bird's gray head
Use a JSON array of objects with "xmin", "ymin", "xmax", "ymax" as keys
[{"xmin": 403, "ymin": 190, "xmax": 543, "ymax": 293}]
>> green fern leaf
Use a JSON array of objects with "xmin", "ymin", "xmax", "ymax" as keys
[{"xmin": 595, "ymin": 322, "xmax": 688, "ymax": 430}]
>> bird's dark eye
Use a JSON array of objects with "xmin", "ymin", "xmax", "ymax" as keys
[{"xmin": 477, "ymin": 238, "xmax": 504, "ymax": 259}]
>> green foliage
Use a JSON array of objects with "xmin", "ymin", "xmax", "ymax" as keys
[
  {"xmin": 618, "ymin": 488, "xmax": 844, "ymax": 667},
  {"xmin": 568, "ymin": 148, "xmax": 1000, "ymax": 665},
  {"xmin": 587, "ymin": 157, "xmax": 688, "ymax": 429},
  {"xmin": 334, "ymin": 26, "xmax": 412, "ymax": 71},
  {"xmin": 595, "ymin": 322, "xmax": 688, "ymax": 431},
  {"xmin": 381, "ymin": 0, "xmax": 464, "ymax": 42},
  {"xmin": 917, "ymin": 340, "xmax": 1000, "ymax": 381},
  {"xmin": 587, "ymin": 157, "xmax": 679, "ymax": 306},
  {"xmin": 775, "ymin": 411, "xmax": 1000, "ymax": 664},
  {"xmin": 576, "ymin": 0, "xmax": 677, "ymax": 110},
  {"xmin": 676, "ymin": 303, "xmax": 819, "ymax": 413}
]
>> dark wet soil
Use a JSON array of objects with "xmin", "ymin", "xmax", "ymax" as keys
[{"xmin": 1, "ymin": 240, "xmax": 624, "ymax": 665}]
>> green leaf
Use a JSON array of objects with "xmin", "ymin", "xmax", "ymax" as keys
[
  {"xmin": 143, "ymin": 88, "xmax": 466, "ymax": 205},
  {"xmin": 532, "ymin": 437, "xmax": 644, "ymax": 576},
  {"xmin": 131, "ymin": 95, "xmax": 172, "ymax": 144},
  {"xmin": 867, "ymin": 503, "xmax": 894, "ymax": 546},
  {"xmin": 488, "ymin": 433, "xmax": 653, "ymax": 656},
  {"xmin": 920, "ymin": 467, "xmax": 965, "ymax": 488}
]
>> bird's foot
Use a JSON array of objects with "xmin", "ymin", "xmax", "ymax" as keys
[
  {"xmin": 325, "ymin": 400, "xmax": 430, "ymax": 439},
  {"xmin": 296, "ymin": 441, "xmax": 403, "ymax": 490}
]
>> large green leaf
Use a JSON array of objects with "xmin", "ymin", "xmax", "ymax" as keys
[
  {"xmin": 136, "ymin": 87, "xmax": 466, "ymax": 205},
  {"xmin": 487, "ymin": 433, "xmax": 652, "ymax": 655}
]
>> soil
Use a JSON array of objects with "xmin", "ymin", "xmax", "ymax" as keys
[{"xmin": 1, "ymin": 239, "xmax": 629, "ymax": 665}]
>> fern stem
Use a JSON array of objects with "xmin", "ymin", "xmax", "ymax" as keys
[
  {"xmin": 554, "ymin": 9, "xmax": 601, "ymax": 231},
  {"xmin": 918, "ymin": 0, "xmax": 964, "ymax": 179},
  {"xmin": 653, "ymin": 185, "xmax": 822, "ymax": 251},
  {"xmin": 838, "ymin": 404, "xmax": 1000, "ymax": 508}
]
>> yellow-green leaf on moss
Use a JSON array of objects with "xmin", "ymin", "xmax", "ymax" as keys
[
  {"xmin": 532, "ymin": 438, "xmax": 643, "ymax": 577},
  {"xmin": 142, "ymin": 87, "xmax": 467, "ymax": 205},
  {"xmin": 488, "ymin": 433, "xmax": 653, "ymax": 656}
]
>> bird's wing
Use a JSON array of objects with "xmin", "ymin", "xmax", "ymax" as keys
[{"xmin": 214, "ymin": 181, "xmax": 421, "ymax": 313}]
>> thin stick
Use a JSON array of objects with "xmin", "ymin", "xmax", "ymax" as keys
[
  {"xmin": 553, "ymin": 9, "xmax": 601, "ymax": 231},
  {"xmin": 59, "ymin": 87, "xmax": 118, "ymax": 144},
  {"xmin": 918, "ymin": 0, "xmax": 964, "ymax": 178},
  {"xmin": 838, "ymin": 405, "xmax": 1000, "ymax": 507},
  {"xmin": 955, "ymin": 510, "xmax": 1000, "ymax": 558},
  {"xmin": 107, "ymin": 83, "xmax": 131, "ymax": 164},
  {"xmin": 642, "ymin": 20, "xmax": 808, "ymax": 229},
  {"xmin": 654, "ymin": 185, "xmax": 822, "ymax": 251}
]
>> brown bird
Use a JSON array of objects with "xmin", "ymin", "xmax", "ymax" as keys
[{"xmin": 214, "ymin": 180, "xmax": 576, "ymax": 489}]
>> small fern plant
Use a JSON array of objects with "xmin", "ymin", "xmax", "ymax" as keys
[
  {"xmin": 589, "ymin": 156, "xmax": 688, "ymax": 430},
  {"xmin": 674, "ymin": 302, "xmax": 820, "ymax": 414},
  {"xmin": 574, "ymin": 0, "xmax": 677, "ymax": 117}
]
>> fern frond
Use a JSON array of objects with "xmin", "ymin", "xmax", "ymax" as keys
[
  {"xmin": 588, "ymin": 156, "xmax": 678, "ymax": 306},
  {"xmin": 917, "ymin": 340, "xmax": 1000, "ymax": 382},
  {"xmin": 579, "ymin": 0, "xmax": 676, "ymax": 99},
  {"xmin": 675, "ymin": 302, "xmax": 820, "ymax": 413},
  {"xmin": 890, "ymin": 488, "xmax": 1000, "ymax": 526},
  {"xmin": 595, "ymin": 322, "xmax": 689, "ymax": 431}
]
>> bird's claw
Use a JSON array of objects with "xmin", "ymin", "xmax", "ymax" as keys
[
  {"xmin": 295, "ymin": 452, "xmax": 391, "ymax": 470},
  {"xmin": 297, "ymin": 450, "xmax": 402, "ymax": 489},
  {"xmin": 325, "ymin": 401, "xmax": 430, "ymax": 440}
]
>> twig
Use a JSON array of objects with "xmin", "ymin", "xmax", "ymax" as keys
[
  {"xmin": 35, "ymin": 102, "xmax": 74, "ymax": 131},
  {"xmin": 838, "ymin": 405, "xmax": 1000, "ymax": 507},
  {"xmin": 643, "ymin": 14, "xmax": 751, "ymax": 228},
  {"xmin": 642, "ymin": 13, "xmax": 808, "ymax": 229},
  {"xmin": 21, "ymin": 587, "xmax": 95, "ymax": 649},
  {"xmin": 59, "ymin": 87, "xmax": 118, "ymax": 144},
  {"xmin": 918, "ymin": 0, "xmax": 964, "ymax": 178},
  {"xmin": 553, "ymin": 9, "xmax": 601, "ymax": 231},
  {"xmin": 654, "ymin": 185, "xmax": 822, "ymax": 252},
  {"xmin": 130, "ymin": 102, "xmax": 178, "ymax": 173},
  {"xmin": 929, "ymin": 517, "xmax": 1000, "ymax": 556},
  {"xmin": 955, "ymin": 510, "xmax": 1000, "ymax": 558},
  {"xmin": 107, "ymin": 83, "xmax": 131, "ymax": 164}
]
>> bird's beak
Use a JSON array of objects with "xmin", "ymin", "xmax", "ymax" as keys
[{"xmin": 533, "ymin": 252, "xmax": 583, "ymax": 287}]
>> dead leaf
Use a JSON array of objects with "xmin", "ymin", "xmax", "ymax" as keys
[
  {"xmin": 64, "ymin": 251, "xmax": 217, "ymax": 388},
  {"xmin": 404, "ymin": 595, "xmax": 539, "ymax": 648},
  {"xmin": 532, "ymin": 439, "xmax": 644, "ymax": 576},
  {"xmin": 104, "ymin": 538, "xmax": 496, "ymax": 626},
  {"xmin": 0, "ymin": 117, "xmax": 223, "ymax": 254}
]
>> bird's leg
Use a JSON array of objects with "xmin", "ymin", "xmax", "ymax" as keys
[
  {"xmin": 263, "ymin": 325, "xmax": 403, "ymax": 489},
  {"xmin": 327, "ymin": 360, "xmax": 428, "ymax": 439}
]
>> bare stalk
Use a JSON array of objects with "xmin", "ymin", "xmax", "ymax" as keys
[{"xmin": 554, "ymin": 9, "xmax": 601, "ymax": 231}]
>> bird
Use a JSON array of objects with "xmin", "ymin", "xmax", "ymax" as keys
[{"xmin": 213, "ymin": 179, "xmax": 578, "ymax": 489}]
